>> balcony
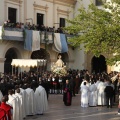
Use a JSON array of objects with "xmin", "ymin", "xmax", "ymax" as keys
[
  {"xmin": 0, "ymin": 26, "xmax": 73, "ymax": 44},
  {"xmin": 0, "ymin": 27, "xmax": 24, "ymax": 41}
]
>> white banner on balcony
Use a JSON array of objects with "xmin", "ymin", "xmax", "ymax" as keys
[
  {"xmin": 0, "ymin": 27, "xmax": 23, "ymax": 41},
  {"xmin": 32, "ymin": 31, "xmax": 40, "ymax": 51},
  {"xmin": 4, "ymin": 30, "xmax": 23, "ymax": 37},
  {"xmin": 24, "ymin": 30, "xmax": 40, "ymax": 51}
]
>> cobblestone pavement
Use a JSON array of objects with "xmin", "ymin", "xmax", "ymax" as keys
[{"xmin": 26, "ymin": 94, "xmax": 120, "ymax": 120}]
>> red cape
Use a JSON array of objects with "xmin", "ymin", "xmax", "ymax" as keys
[
  {"xmin": 0, "ymin": 102, "xmax": 12, "ymax": 120},
  {"xmin": 0, "ymin": 107, "xmax": 6, "ymax": 120},
  {"xmin": 1, "ymin": 102, "xmax": 12, "ymax": 112}
]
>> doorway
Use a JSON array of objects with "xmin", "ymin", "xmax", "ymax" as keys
[
  {"xmin": 60, "ymin": 18, "xmax": 65, "ymax": 27},
  {"xmin": 37, "ymin": 13, "xmax": 44, "ymax": 26},
  {"xmin": 8, "ymin": 7, "xmax": 17, "ymax": 23},
  {"xmin": 4, "ymin": 48, "xmax": 18, "ymax": 74},
  {"xmin": 91, "ymin": 55, "xmax": 107, "ymax": 73}
]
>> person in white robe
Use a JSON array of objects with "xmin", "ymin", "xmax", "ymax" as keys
[
  {"xmin": 15, "ymin": 88, "xmax": 23, "ymax": 120},
  {"xmin": 95, "ymin": 79, "xmax": 100, "ymax": 104},
  {"xmin": 20, "ymin": 86, "xmax": 28, "ymax": 118},
  {"xmin": 7, "ymin": 90, "xmax": 19, "ymax": 120},
  {"xmin": 25, "ymin": 84, "xmax": 36, "ymax": 115},
  {"xmin": 35, "ymin": 85, "xmax": 48, "ymax": 115},
  {"xmin": 81, "ymin": 79, "xmax": 90, "ymax": 88},
  {"xmin": 0, "ymin": 90, "xmax": 3, "ymax": 102},
  {"xmin": 12, "ymin": 91, "xmax": 22, "ymax": 120},
  {"xmin": 97, "ymin": 80, "xmax": 106, "ymax": 106},
  {"xmin": 80, "ymin": 82, "xmax": 89, "ymax": 107},
  {"xmin": 89, "ymin": 81, "xmax": 97, "ymax": 106}
]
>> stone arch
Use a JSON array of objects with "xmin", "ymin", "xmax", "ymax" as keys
[
  {"xmin": 4, "ymin": 47, "xmax": 21, "ymax": 74},
  {"xmin": 30, "ymin": 48, "xmax": 50, "ymax": 71},
  {"xmin": 91, "ymin": 55, "xmax": 107, "ymax": 73},
  {"xmin": 3, "ymin": 43, "xmax": 22, "ymax": 59}
]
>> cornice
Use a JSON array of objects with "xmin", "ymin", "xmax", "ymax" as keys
[
  {"xmin": 5, "ymin": 0, "xmax": 22, "ymax": 5},
  {"xmin": 43, "ymin": 0, "xmax": 77, "ymax": 7},
  {"xmin": 56, "ymin": 0, "xmax": 77, "ymax": 5},
  {"xmin": 57, "ymin": 8, "xmax": 70, "ymax": 16},
  {"xmin": 33, "ymin": 3, "xmax": 49, "ymax": 11}
]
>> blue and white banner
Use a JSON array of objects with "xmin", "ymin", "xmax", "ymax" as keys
[
  {"xmin": 2, "ymin": 27, "xmax": 23, "ymax": 41},
  {"xmin": 24, "ymin": 30, "xmax": 40, "ymax": 51},
  {"xmin": 53, "ymin": 33, "xmax": 68, "ymax": 53}
]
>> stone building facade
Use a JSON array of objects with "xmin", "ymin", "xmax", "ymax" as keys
[{"xmin": 0, "ymin": 0, "xmax": 118, "ymax": 74}]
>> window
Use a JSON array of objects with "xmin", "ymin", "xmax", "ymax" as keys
[
  {"xmin": 8, "ymin": 7, "xmax": 17, "ymax": 23},
  {"xmin": 60, "ymin": 18, "xmax": 65, "ymax": 27},
  {"xmin": 95, "ymin": 0, "xmax": 103, "ymax": 6}
]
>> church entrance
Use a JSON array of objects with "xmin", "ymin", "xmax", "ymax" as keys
[
  {"xmin": 91, "ymin": 55, "xmax": 107, "ymax": 73},
  {"xmin": 4, "ymin": 48, "xmax": 18, "ymax": 74},
  {"xmin": 31, "ymin": 48, "xmax": 50, "ymax": 72}
]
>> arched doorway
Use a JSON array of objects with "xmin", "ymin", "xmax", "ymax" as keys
[
  {"xmin": 31, "ymin": 48, "xmax": 50, "ymax": 72},
  {"xmin": 91, "ymin": 55, "xmax": 107, "ymax": 73},
  {"xmin": 4, "ymin": 48, "xmax": 18, "ymax": 74}
]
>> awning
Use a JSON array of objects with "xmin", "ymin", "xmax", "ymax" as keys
[{"xmin": 11, "ymin": 59, "xmax": 46, "ymax": 67}]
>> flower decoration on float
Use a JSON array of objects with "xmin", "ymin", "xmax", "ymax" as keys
[{"xmin": 51, "ymin": 55, "xmax": 67, "ymax": 76}]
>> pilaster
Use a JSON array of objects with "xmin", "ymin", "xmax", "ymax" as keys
[{"xmin": 0, "ymin": 58, "xmax": 6, "ymax": 73}]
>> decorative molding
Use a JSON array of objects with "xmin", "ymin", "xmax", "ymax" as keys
[
  {"xmin": 6, "ymin": 0, "xmax": 23, "ymax": 5},
  {"xmin": 43, "ymin": 0, "xmax": 77, "ymax": 7},
  {"xmin": 33, "ymin": 3, "xmax": 48, "ymax": 12},
  {"xmin": 57, "ymin": 8, "xmax": 70, "ymax": 16}
]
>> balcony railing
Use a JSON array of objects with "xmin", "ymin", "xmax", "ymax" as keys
[{"xmin": 0, "ymin": 26, "xmax": 74, "ymax": 44}]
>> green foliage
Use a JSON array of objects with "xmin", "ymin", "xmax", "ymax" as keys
[{"xmin": 65, "ymin": 0, "xmax": 120, "ymax": 65}]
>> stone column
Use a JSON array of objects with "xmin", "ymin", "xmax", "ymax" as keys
[{"xmin": 0, "ymin": 58, "xmax": 6, "ymax": 73}]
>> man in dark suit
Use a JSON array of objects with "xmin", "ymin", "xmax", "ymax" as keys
[{"xmin": 104, "ymin": 81, "xmax": 114, "ymax": 108}]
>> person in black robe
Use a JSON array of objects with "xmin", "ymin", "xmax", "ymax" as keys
[
  {"xmin": 63, "ymin": 80, "xmax": 72, "ymax": 106},
  {"xmin": 104, "ymin": 81, "xmax": 114, "ymax": 108}
]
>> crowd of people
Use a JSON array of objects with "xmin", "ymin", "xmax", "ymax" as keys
[
  {"xmin": 0, "ymin": 69, "xmax": 120, "ymax": 119},
  {"xmin": 0, "ymin": 71, "xmax": 49, "ymax": 120},
  {"xmin": 3, "ymin": 20, "xmax": 65, "ymax": 33},
  {"xmin": 62, "ymin": 70, "xmax": 120, "ymax": 108}
]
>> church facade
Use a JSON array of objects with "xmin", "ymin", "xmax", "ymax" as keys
[{"xmin": 0, "ymin": 0, "xmax": 118, "ymax": 74}]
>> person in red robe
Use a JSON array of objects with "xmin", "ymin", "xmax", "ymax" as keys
[
  {"xmin": 0, "ymin": 107, "xmax": 7, "ymax": 120},
  {"xmin": 63, "ymin": 80, "xmax": 72, "ymax": 106},
  {"xmin": 0, "ymin": 96, "xmax": 12, "ymax": 120}
]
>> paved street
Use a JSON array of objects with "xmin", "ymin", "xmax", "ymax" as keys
[{"xmin": 26, "ymin": 94, "xmax": 120, "ymax": 120}]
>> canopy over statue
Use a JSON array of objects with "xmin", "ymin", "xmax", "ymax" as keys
[{"xmin": 51, "ymin": 55, "xmax": 67, "ymax": 76}]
